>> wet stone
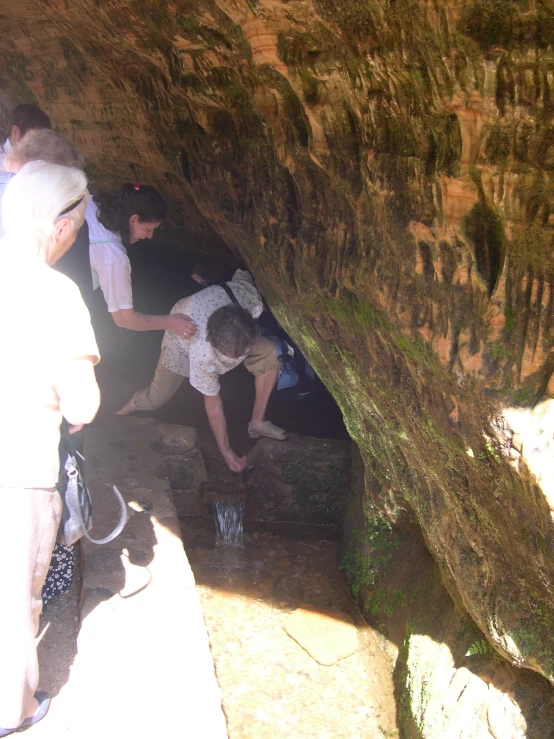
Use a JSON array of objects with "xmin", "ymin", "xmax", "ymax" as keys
[
  {"xmin": 181, "ymin": 512, "xmax": 398, "ymax": 738},
  {"xmin": 164, "ymin": 455, "xmax": 195, "ymax": 489},
  {"xmin": 157, "ymin": 422, "xmax": 198, "ymax": 455}
]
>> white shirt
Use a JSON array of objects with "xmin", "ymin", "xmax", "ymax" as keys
[
  {"xmin": 0, "ymin": 171, "xmax": 12, "ymax": 239},
  {"xmin": 0, "ymin": 259, "xmax": 100, "ymax": 488},
  {"xmin": 0, "ymin": 140, "xmax": 13, "ymax": 237},
  {"xmin": 0, "ymin": 138, "xmax": 11, "ymax": 173},
  {"xmin": 86, "ymin": 198, "xmax": 133, "ymax": 312},
  {"xmin": 160, "ymin": 270, "xmax": 263, "ymax": 396}
]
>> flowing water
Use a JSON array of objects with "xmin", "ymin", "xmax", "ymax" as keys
[{"xmin": 214, "ymin": 500, "xmax": 244, "ymax": 546}]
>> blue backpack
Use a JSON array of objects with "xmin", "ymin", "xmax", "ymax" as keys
[{"xmin": 260, "ymin": 328, "xmax": 318, "ymax": 401}]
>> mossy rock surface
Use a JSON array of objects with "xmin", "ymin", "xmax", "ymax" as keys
[
  {"xmin": 341, "ymin": 470, "xmax": 554, "ymax": 737},
  {"xmin": 3, "ymin": 0, "xmax": 554, "ymax": 687},
  {"xmin": 245, "ymin": 434, "xmax": 351, "ymax": 525}
]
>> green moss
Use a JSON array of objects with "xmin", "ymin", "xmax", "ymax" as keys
[
  {"xmin": 175, "ymin": 15, "xmax": 201, "ymax": 35},
  {"xmin": 481, "ymin": 122, "xmax": 511, "ymax": 165},
  {"xmin": 327, "ymin": 291, "xmax": 390, "ymax": 333},
  {"xmin": 394, "ymin": 332, "xmax": 447, "ymax": 379},
  {"xmin": 396, "ymin": 620, "xmax": 423, "ymax": 736},
  {"xmin": 463, "ymin": 201, "xmax": 506, "ymax": 297},
  {"xmin": 314, "ymin": 0, "xmax": 378, "ymax": 45},
  {"xmin": 509, "ymin": 222, "xmax": 553, "ymax": 273},
  {"xmin": 254, "ymin": 64, "xmax": 310, "ymax": 147},
  {"xmin": 298, "ymin": 68, "xmax": 320, "ymax": 105},
  {"xmin": 366, "ymin": 586, "xmax": 406, "ymax": 619},
  {"xmin": 340, "ymin": 509, "xmax": 395, "ymax": 600},
  {"xmin": 180, "ymin": 73, "xmax": 204, "ymax": 91},
  {"xmin": 504, "ymin": 304, "xmax": 515, "ymax": 333},
  {"xmin": 277, "ymin": 30, "xmax": 326, "ymax": 68},
  {"xmin": 489, "ymin": 342, "xmax": 509, "ymax": 362},
  {"xmin": 59, "ymin": 37, "xmax": 89, "ymax": 80},
  {"xmin": 536, "ymin": 4, "xmax": 554, "ymax": 48},
  {"xmin": 373, "ymin": 109, "xmax": 419, "ymax": 158},
  {"xmin": 512, "ymin": 373, "xmax": 544, "ymax": 405},
  {"xmin": 508, "ymin": 606, "xmax": 554, "ymax": 680},
  {"xmin": 206, "ymin": 67, "xmax": 251, "ymax": 107},
  {"xmin": 281, "ymin": 457, "xmax": 349, "ymax": 524},
  {"xmin": 460, "ymin": 0, "xmax": 518, "ymax": 51},
  {"xmin": 429, "ymin": 114, "xmax": 462, "ymax": 177}
]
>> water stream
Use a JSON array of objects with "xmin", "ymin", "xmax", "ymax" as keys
[{"xmin": 214, "ymin": 500, "xmax": 244, "ymax": 546}]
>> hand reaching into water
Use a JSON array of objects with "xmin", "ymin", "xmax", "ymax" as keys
[{"xmin": 222, "ymin": 449, "xmax": 247, "ymax": 473}]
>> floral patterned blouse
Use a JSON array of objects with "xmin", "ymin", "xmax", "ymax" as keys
[{"xmin": 160, "ymin": 269, "xmax": 263, "ymax": 396}]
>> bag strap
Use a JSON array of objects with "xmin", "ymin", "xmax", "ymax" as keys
[
  {"xmin": 75, "ymin": 449, "xmax": 128, "ymax": 545},
  {"xmin": 218, "ymin": 282, "xmax": 240, "ymax": 307},
  {"xmin": 62, "ymin": 422, "xmax": 128, "ymax": 545}
]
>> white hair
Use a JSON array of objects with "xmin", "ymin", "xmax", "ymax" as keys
[{"xmin": 1, "ymin": 160, "xmax": 87, "ymax": 258}]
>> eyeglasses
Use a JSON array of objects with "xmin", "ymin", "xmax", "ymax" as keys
[{"xmin": 57, "ymin": 195, "xmax": 84, "ymax": 218}]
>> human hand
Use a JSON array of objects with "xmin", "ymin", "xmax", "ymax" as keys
[
  {"xmin": 166, "ymin": 313, "xmax": 197, "ymax": 340},
  {"xmin": 68, "ymin": 424, "xmax": 84, "ymax": 434},
  {"xmin": 222, "ymin": 449, "xmax": 247, "ymax": 473}
]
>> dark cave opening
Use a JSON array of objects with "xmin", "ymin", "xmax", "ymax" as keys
[{"xmin": 92, "ymin": 229, "xmax": 349, "ymax": 449}]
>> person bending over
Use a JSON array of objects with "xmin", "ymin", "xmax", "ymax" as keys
[
  {"xmin": 116, "ymin": 269, "xmax": 287, "ymax": 472},
  {"xmin": 87, "ymin": 182, "xmax": 196, "ymax": 340}
]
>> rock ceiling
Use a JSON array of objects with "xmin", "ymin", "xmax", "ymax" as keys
[{"xmin": 2, "ymin": 0, "xmax": 554, "ymax": 683}]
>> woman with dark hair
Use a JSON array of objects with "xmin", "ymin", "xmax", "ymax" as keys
[{"xmin": 86, "ymin": 183, "xmax": 196, "ymax": 339}]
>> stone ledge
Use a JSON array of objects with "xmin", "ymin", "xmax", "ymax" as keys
[{"xmin": 38, "ymin": 415, "xmax": 228, "ymax": 739}]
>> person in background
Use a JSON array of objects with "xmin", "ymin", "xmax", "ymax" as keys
[
  {"xmin": 0, "ymin": 160, "xmax": 100, "ymax": 736},
  {"xmin": 0, "ymin": 127, "xmax": 92, "ymax": 304},
  {"xmin": 191, "ymin": 262, "xmax": 230, "ymax": 287},
  {"xmin": 0, "ymin": 127, "xmax": 81, "ymax": 238},
  {"xmin": 0, "ymin": 96, "xmax": 10, "ymax": 169},
  {"xmin": 116, "ymin": 269, "xmax": 287, "ymax": 472},
  {"xmin": 0, "ymin": 103, "xmax": 51, "ymax": 174},
  {"xmin": 86, "ymin": 183, "xmax": 196, "ymax": 339},
  {"xmin": 3, "ymin": 127, "xmax": 84, "ymax": 173}
]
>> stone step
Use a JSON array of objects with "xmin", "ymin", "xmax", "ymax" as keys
[{"xmin": 33, "ymin": 415, "xmax": 228, "ymax": 739}]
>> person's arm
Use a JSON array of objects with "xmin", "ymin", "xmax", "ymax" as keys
[
  {"xmin": 55, "ymin": 356, "xmax": 101, "ymax": 428},
  {"xmin": 94, "ymin": 250, "xmax": 197, "ymax": 338},
  {"xmin": 112, "ymin": 309, "xmax": 196, "ymax": 338},
  {"xmin": 204, "ymin": 393, "xmax": 247, "ymax": 472}
]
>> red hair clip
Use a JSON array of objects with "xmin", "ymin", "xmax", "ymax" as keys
[{"xmin": 134, "ymin": 183, "xmax": 141, "ymax": 191}]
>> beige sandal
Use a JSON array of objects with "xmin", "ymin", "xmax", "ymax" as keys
[
  {"xmin": 248, "ymin": 421, "xmax": 288, "ymax": 440},
  {"xmin": 114, "ymin": 398, "xmax": 137, "ymax": 416}
]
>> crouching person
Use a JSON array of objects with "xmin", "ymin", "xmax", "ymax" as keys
[{"xmin": 116, "ymin": 269, "xmax": 287, "ymax": 472}]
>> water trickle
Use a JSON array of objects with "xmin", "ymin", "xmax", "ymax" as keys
[{"xmin": 214, "ymin": 500, "xmax": 244, "ymax": 546}]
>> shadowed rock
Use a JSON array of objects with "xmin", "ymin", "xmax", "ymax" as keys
[{"xmin": 4, "ymin": 0, "xmax": 554, "ymax": 702}]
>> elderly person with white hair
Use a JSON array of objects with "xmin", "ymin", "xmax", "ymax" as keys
[{"xmin": 0, "ymin": 160, "xmax": 100, "ymax": 736}]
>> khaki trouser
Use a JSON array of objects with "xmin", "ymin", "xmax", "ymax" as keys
[
  {"xmin": 132, "ymin": 336, "xmax": 279, "ymax": 412},
  {"xmin": 0, "ymin": 487, "xmax": 61, "ymax": 728}
]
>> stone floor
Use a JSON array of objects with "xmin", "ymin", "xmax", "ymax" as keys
[
  {"xmin": 181, "ymin": 517, "xmax": 398, "ymax": 739},
  {"xmin": 29, "ymin": 411, "xmax": 400, "ymax": 739},
  {"xmin": 30, "ymin": 415, "xmax": 227, "ymax": 739}
]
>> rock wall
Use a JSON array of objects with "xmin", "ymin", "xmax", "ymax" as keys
[
  {"xmin": 341, "ymin": 447, "xmax": 554, "ymax": 737},
  {"xmin": 2, "ymin": 0, "xmax": 554, "ymax": 687}
]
